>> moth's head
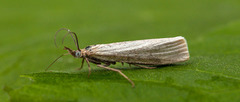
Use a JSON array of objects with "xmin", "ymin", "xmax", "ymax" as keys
[
  {"xmin": 64, "ymin": 46, "xmax": 82, "ymax": 58},
  {"xmin": 54, "ymin": 28, "xmax": 83, "ymax": 58}
]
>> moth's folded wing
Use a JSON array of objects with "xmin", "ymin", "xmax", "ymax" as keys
[{"xmin": 89, "ymin": 36, "xmax": 189, "ymax": 65}]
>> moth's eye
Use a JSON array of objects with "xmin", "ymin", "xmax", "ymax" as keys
[{"xmin": 75, "ymin": 51, "xmax": 81, "ymax": 57}]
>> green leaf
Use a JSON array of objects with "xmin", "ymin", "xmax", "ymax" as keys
[{"xmin": 1, "ymin": 0, "xmax": 240, "ymax": 102}]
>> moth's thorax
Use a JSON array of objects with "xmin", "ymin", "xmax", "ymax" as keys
[{"xmin": 80, "ymin": 49, "xmax": 91, "ymax": 57}]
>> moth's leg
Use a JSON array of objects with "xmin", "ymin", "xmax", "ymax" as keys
[
  {"xmin": 133, "ymin": 64, "xmax": 156, "ymax": 69},
  {"xmin": 121, "ymin": 62, "xmax": 124, "ymax": 66},
  {"xmin": 85, "ymin": 58, "xmax": 91, "ymax": 77},
  {"xmin": 97, "ymin": 64, "xmax": 135, "ymax": 87},
  {"xmin": 76, "ymin": 58, "xmax": 85, "ymax": 70},
  {"xmin": 80, "ymin": 58, "xmax": 85, "ymax": 69},
  {"xmin": 129, "ymin": 64, "xmax": 132, "ymax": 67}
]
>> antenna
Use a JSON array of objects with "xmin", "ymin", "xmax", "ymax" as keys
[
  {"xmin": 54, "ymin": 28, "xmax": 80, "ymax": 50},
  {"xmin": 68, "ymin": 32, "xmax": 80, "ymax": 51},
  {"xmin": 45, "ymin": 53, "xmax": 69, "ymax": 71}
]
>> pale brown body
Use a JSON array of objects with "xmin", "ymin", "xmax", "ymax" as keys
[{"xmin": 83, "ymin": 37, "xmax": 189, "ymax": 66}]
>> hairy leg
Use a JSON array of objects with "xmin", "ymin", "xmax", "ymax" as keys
[{"xmin": 97, "ymin": 65, "xmax": 135, "ymax": 87}]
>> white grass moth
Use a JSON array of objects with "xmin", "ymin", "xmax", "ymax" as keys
[{"xmin": 46, "ymin": 28, "xmax": 190, "ymax": 87}]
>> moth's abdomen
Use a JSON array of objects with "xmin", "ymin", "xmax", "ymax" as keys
[{"xmin": 89, "ymin": 36, "xmax": 189, "ymax": 65}]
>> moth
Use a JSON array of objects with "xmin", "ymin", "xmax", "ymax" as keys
[{"xmin": 46, "ymin": 28, "xmax": 190, "ymax": 87}]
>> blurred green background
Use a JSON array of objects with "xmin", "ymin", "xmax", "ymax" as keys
[{"xmin": 1, "ymin": 0, "xmax": 240, "ymax": 102}]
